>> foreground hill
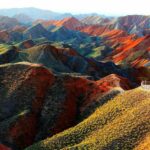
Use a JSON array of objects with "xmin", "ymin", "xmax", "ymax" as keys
[
  {"xmin": 0, "ymin": 62, "xmax": 130, "ymax": 149},
  {"xmin": 25, "ymin": 87, "xmax": 150, "ymax": 150}
]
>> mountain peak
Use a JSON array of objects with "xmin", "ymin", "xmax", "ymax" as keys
[
  {"xmin": 26, "ymin": 23, "xmax": 45, "ymax": 31},
  {"xmin": 23, "ymin": 23, "xmax": 50, "ymax": 39},
  {"xmin": 54, "ymin": 17, "xmax": 83, "ymax": 30},
  {"xmin": 63, "ymin": 16, "xmax": 79, "ymax": 22}
]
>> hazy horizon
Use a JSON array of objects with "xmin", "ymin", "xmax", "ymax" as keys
[{"xmin": 0, "ymin": 0, "xmax": 150, "ymax": 16}]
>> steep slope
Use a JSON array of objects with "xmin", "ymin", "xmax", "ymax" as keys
[
  {"xmin": 77, "ymin": 24, "xmax": 149, "ymax": 68},
  {"xmin": 109, "ymin": 35, "xmax": 150, "ymax": 67},
  {"xmin": 0, "ymin": 62, "xmax": 55, "ymax": 149},
  {"xmin": 25, "ymin": 88, "xmax": 150, "ymax": 150},
  {"xmin": 0, "ymin": 62, "xmax": 131, "ymax": 150},
  {"xmin": 76, "ymin": 25, "xmax": 134, "ymax": 48}
]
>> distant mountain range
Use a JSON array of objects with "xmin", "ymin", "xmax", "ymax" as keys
[
  {"xmin": 0, "ymin": 7, "xmax": 68, "ymax": 20},
  {"xmin": 0, "ymin": 14, "xmax": 150, "ymax": 68},
  {"xmin": 0, "ymin": 7, "xmax": 103, "ymax": 22}
]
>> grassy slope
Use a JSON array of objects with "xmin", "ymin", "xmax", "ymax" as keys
[{"xmin": 25, "ymin": 88, "xmax": 150, "ymax": 150}]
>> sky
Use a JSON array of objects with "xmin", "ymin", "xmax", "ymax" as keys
[{"xmin": 0, "ymin": 0, "xmax": 150, "ymax": 16}]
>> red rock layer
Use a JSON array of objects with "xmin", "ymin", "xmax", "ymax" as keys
[
  {"xmin": 111, "ymin": 35, "xmax": 150, "ymax": 67},
  {"xmin": 76, "ymin": 25, "xmax": 136, "ymax": 47},
  {"xmin": 53, "ymin": 73, "xmax": 130, "ymax": 131},
  {"xmin": 81, "ymin": 74, "xmax": 131, "ymax": 108},
  {"xmin": 77, "ymin": 24, "xmax": 149, "ymax": 67},
  {"xmin": 76, "ymin": 25, "xmax": 110, "ymax": 36},
  {"xmin": 9, "ymin": 113, "xmax": 38, "ymax": 149}
]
